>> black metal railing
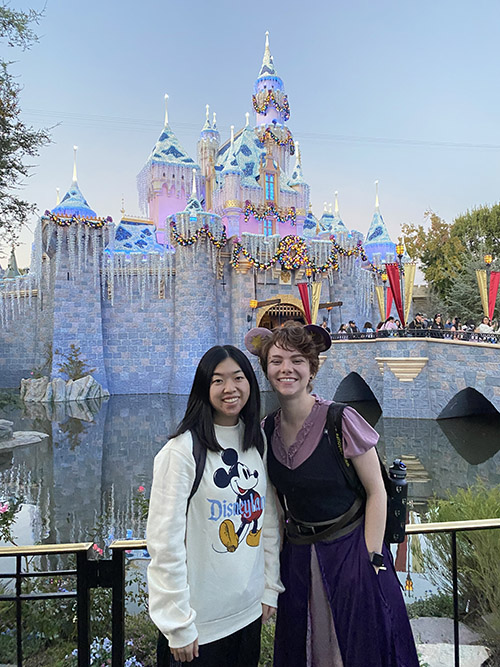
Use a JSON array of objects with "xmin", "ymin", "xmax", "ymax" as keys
[
  {"xmin": 330, "ymin": 329, "xmax": 500, "ymax": 344},
  {"xmin": 2, "ymin": 518, "xmax": 500, "ymax": 667}
]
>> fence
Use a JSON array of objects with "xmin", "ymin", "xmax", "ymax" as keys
[
  {"xmin": 1, "ymin": 518, "xmax": 500, "ymax": 667},
  {"xmin": 330, "ymin": 329, "xmax": 500, "ymax": 344}
]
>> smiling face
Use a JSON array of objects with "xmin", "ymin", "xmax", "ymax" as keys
[
  {"xmin": 266, "ymin": 343, "xmax": 312, "ymax": 399},
  {"xmin": 209, "ymin": 357, "xmax": 251, "ymax": 426}
]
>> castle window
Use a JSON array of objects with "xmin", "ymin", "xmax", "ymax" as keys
[
  {"xmin": 265, "ymin": 173, "xmax": 275, "ymax": 202},
  {"xmin": 263, "ymin": 218, "xmax": 273, "ymax": 236}
]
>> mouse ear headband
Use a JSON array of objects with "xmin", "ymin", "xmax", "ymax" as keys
[{"xmin": 244, "ymin": 324, "xmax": 331, "ymax": 357}]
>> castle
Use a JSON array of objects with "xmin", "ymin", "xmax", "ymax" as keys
[{"xmin": 0, "ymin": 34, "xmax": 401, "ymax": 394}]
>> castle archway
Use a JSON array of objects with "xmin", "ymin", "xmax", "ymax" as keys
[
  {"xmin": 333, "ymin": 372, "xmax": 379, "ymax": 404},
  {"xmin": 256, "ymin": 294, "xmax": 305, "ymax": 329},
  {"xmin": 437, "ymin": 387, "xmax": 500, "ymax": 419}
]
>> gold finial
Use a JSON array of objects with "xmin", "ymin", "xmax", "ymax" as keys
[
  {"xmin": 329, "ymin": 202, "xmax": 333, "ymax": 214},
  {"xmin": 72, "ymin": 146, "xmax": 78, "ymax": 183},
  {"xmin": 164, "ymin": 94, "xmax": 169, "ymax": 126}
]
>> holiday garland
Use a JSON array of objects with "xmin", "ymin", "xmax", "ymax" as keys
[
  {"xmin": 45, "ymin": 212, "xmax": 112, "ymax": 229},
  {"xmin": 170, "ymin": 218, "xmax": 227, "ymax": 249},
  {"xmin": 244, "ymin": 200, "xmax": 296, "ymax": 226},
  {"xmin": 252, "ymin": 90, "xmax": 290, "ymax": 121},
  {"xmin": 231, "ymin": 234, "xmax": 382, "ymax": 275},
  {"xmin": 257, "ymin": 126, "xmax": 295, "ymax": 154}
]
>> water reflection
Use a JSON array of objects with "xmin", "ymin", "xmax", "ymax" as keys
[{"xmin": 0, "ymin": 393, "xmax": 500, "ymax": 546}]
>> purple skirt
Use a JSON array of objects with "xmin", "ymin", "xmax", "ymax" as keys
[{"xmin": 273, "ymin": 522, "xmax": 419, "ymax": 667}]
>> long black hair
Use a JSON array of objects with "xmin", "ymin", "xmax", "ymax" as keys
[{"xmin": 172, "ymin": 345, "xmax": 264, "ymax": 455}]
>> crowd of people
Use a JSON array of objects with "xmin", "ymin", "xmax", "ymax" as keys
[{"xmin": 327, "ymin": 314, "xmax": 500, "ymax": 341}]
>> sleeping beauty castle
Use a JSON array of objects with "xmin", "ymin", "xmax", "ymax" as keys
[{"xmin": 0, "ymin": 34, "xmax": 408, "ymax": 394}]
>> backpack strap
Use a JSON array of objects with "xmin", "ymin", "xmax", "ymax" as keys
[
  {"xmin": 188, "ymin": 430, "xmax": 207, "ymax": 505},
  {"xmin": 325, "ymin": 402, "xmax": 366, "ymax": 499}
]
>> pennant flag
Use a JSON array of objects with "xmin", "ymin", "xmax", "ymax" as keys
[
  {"xmin": 297, "ymin": 282, "xmax": 311, "ymax": 324},
  {"xmin": 404, "ymin": 263, "xmax": 416, "ymax": 325},
  {"xmin": 385, "ymin": 263, "xmax": 404, "ymax": 326},
  {"xmin": 374, "ymin": 285, "xmax": 385, "ymax": 321},
  {"xmin": 386, "ymin": 286, "xmax": 394, "ymax": 320},
  {"xmin": 488, "ymin": 271, "xmax": 500, "ymax": 320},
  {"xmin": 310, "ymin": 281, "xmax": 322, "ymax": 325},
  {"xmin": 476, "ymin": 269, "xmax": 488, "ymax": 317}
]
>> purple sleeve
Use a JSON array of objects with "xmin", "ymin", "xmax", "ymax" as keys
[{"xmin": 341, "ymin": 406, "xmax": 379, "ymax": 458}]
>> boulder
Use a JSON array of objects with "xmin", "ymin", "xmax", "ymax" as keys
[
  {"xmin": 411, "ymin": 617, "xmax": 483, "ymax": 644},
  {"xmin": 0, "ymin": 419, "xmax": 14, "ymax": 440},
  {"xmin": 51, "ymin": 377, "xmax": 67, "ymax": 402},
  {"xmin": 21, "ymin": 377, "xmax": 49, "ymax": 402}
]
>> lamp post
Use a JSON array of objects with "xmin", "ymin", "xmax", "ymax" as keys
[
  {"xmin": 381, "ymin": 271, "xmax": 388, "ymax": 320},
  {"xmin": 396, "ymin": 240, "xmax": 405, "ymax": 328}
]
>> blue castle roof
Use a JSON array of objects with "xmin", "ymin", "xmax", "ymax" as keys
[
  {"xmin": 364, "ymin": 208, "xmax": 396, "ymax": 261},
  {"xmin": 51, "ymin": 181, "xmax": 97, "ymax": 218},
  {"xmin": 148, "ymin": 123, "xmax": 198, "ymax": 169},
  {"xmin": 111, "ymin": 219, "xmax": 166, "ymax": 254},
  {"xmin": 216, "ymin": 126, "xmax": 265, "ymax": 187}
]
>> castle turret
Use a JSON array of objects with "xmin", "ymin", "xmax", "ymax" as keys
[
  {"xmin": 288, "ymin": 141, "xmax": 308, "ymax": 235},
  {"xmin": 221, "ymin": 126, "xmax": 242, "ymax": 237},
  {"xmin": 253, "ymin": 32, "xmax": 294, "ymax": 174},
  {"xmin": 363, "ymin": 181, "xmax": 396, "ymax": 262},
  {"xmin": 197, "ymin": 106, "xmax": 220, "ymax": 212},
  {"xmin": 45, "ymin": 147, "xmax": 110, "ymax": 390},
  {"xmin": 137, "ymin": 95, "xmax": 201, "ymax": 244}
]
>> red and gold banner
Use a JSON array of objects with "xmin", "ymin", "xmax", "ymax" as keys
[
  {"xmin": 386, "ymin": 263, "xmax": 404, "ymax": 326},
  {"xmin": 488, "ymin": 271, "xmax": 500, "ymax": 319},
  {"xmin": 297, "ymin": 282, "xmax": 311, "ymax": 324}
]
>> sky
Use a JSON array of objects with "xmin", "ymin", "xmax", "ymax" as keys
[{"xmin": 4, "ymin": 0, "xmax": 500, "ymax": 274}]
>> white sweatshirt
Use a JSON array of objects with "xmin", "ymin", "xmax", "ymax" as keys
[{"xmin": 147, "ymin": 421, "xmax": 283, "ymax": 649}]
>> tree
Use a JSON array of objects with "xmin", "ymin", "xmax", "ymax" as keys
[
  {"xmin": 0, "ymin": 3, "xmax": 50, "ymax": 248},
  {"xmin": 451, "ymin": 203, "xmax": 500, "ymax": 258},
  {"xmin": 444, "ymin": 250, "xmax": 500, "ymax": 323},
  {"xmin": 402, "ymin": 211, "xmax": 465, "ymax": 299}
]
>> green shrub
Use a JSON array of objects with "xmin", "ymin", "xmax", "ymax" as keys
[
  {"xmin": 422, "ymin": 481, "xmax": 500, "ymax": 646},
  {"xmin": 55, "ymin": 344, "xmax": 96, "ymax": 381},
  {"xmin": 406, "ymin": 591, "xmax": 454, "ymax": 619}
]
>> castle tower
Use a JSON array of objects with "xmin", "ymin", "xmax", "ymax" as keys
[
  {"xmin": 170, "ymin": 177, "xmax": 221, "ymax": 392},
  {"xmin": 137, "ymin": 95, "xmax": 201, "ymax": 245},
  {"xmin": 253, "ymin": 32, "xmax": 294, "ymax": 176},
  {"xmin": 197, "ymin": 106, "xmax": 220, "ymax": 212},
  {"xmin": 364, "ymin": 181, "xmax": 396, "ymax": 262},
  {"xmin": 221, "ymin": 126, "xmax": 243, "ymax": 237},
  {"xmin": 287, "ymin": 141, "xmax": 308, "ymax": 234},
  {"xmin": 45, "ymin": 147, "xmax": 110, "ymax": 390}
]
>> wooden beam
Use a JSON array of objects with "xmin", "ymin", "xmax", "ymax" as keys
[
  {"xmin": 319, "ymin": 301, "xmax": 343, "ymax": 309},
  {"xmin": 256, "ymin": 298, "xmax": 281, "ymax": 308}
]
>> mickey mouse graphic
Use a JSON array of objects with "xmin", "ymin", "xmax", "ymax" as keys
[{"xmin": 213, "ymin": 448, "xmax": 263, "ymax": 552}]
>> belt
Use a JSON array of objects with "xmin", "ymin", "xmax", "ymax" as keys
[{"xmin": 285, "ymin": 497, "xmax": 364, "ymax": 545}]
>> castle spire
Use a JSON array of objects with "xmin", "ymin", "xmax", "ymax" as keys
[
  {"xmin": 56, "ymin": 187, "xmax": 60, "ymax": 205},
  {"xmin": 212, "ymin": 112, "xmax": 217, "ymax": 129},
  {"xmin": 259, "ymin": 31, "xmax": 277, "ymax": 77},
  {"xmin": 164, "ymin": 94, "xmax": 169, "ymax": 126},
  {"xmin": 72, "ymin": 145, "xmax": 78, "ymax": 183},
  {"xmin": 202, "ymin": 104, "xmax": 211, "ymax": 131},
  {"xmin": 334, "ymin": 191, "xmax": 339, "ymax": 215},
  {"xmin": 191, "ymin": 168, "xmax": 197, "ymax": 197},
  {"xmin": 375, "ymin": 179, "xmax": 380, "ymax": 211}
]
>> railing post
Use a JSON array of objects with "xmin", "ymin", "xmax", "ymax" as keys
[
  {"xmin": 76, "ymin": 550, "xmax": 91, "ymax": 667},
  {"xmin": 451, "ymin": 531, "xmax": 460, "ymax": 667},
  {"xmin": 16, "ymin": 555, "xmax": 22, "ymax": 667},
  {"xmin": 111, "ymin": 548, "xmax": 125, "ymax": 667}
]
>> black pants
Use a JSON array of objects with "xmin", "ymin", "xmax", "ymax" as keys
[{"xmin": 157, "ymin": 616, "xmax": 262, "ymax": 667}]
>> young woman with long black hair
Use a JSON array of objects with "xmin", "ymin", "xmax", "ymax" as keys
[{"xmin": 147, "ymin": 345, "xmax": 282, "ymax": 667}]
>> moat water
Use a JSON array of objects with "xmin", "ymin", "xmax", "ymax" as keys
[{"xmin": 1, "ymin": 390, "xmax": 500, "ymax": 548}]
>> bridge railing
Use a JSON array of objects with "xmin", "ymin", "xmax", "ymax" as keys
[
  {"xmin": 331, "ymin": 329, "xmax": 500, "ymax": 344},
  {"xmin": 2, "ymin": 518, "xmax": 500, "ymax": 667}
]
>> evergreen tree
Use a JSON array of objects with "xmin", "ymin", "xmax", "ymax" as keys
[{"xmin": 0, "ymin": 3, "xmax": 50, "ymax": 248}]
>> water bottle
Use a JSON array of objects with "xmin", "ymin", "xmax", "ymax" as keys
[{"xmin": 386, "ymin": 459, "xmax": 408, "ymax": 543}]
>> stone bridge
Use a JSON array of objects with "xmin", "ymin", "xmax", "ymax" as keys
[{"xmin": 311, "ymin": 337, "xmax": 500, "ymax": 420}]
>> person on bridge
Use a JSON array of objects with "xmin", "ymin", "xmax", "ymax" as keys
[
  {"xmin": 147, "ymin": 345, "xmax": 283, "ymax": 666},
  {"xmin": 245, "ymin": 322, "xmax": 419, "ymax": 667}
]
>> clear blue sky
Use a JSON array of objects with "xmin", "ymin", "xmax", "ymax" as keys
[{"xmin": 5, "ymin": 0, "xmax": 500, "ymax": 271}]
